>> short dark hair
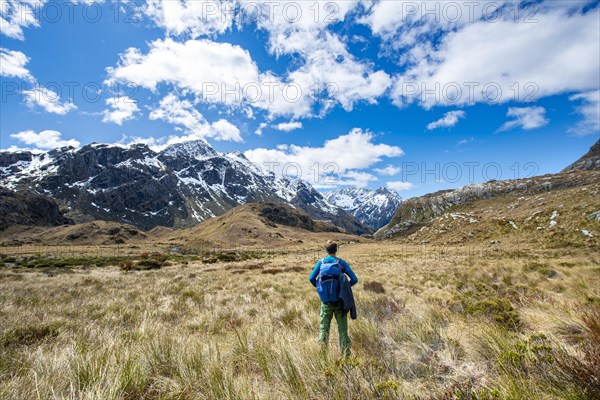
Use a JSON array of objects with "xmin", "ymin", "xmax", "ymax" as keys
[{"xmin": 324, "ymin": 240, "xmax": 337, "ymax": 254}]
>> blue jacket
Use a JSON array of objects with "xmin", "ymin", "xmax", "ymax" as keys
[{"xmin": 309, "ymin": 256, "xmax": 358, "ymax": 287}]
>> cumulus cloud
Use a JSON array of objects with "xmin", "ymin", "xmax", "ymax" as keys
[
  {"xmin": 211, "ymin": 119, "xmax": 243, "ymax": 142},
  {"xmin": 149, "ymin": 94, "xmax": 242, "ymax": 142},
  {"xmin": 10, "ymin": 130, "xmax": 80, "ymax": 150},
  {"xmin": 23, "ymin": 86, "xmax": 77, "ymax": 115},
  {"xmin": 143, "ymin": 0, "xmax": 235, "ymax": 38},
  {"xmin": 0, "ymin": 0, "xmax": 46, "ymax": 40},
  {"xmin": 569, "ymin": 90, "xmax": 600, "ymax": 136},
  {"xmin": 374, "ymin": 165, "xmax": 400, "ymax": 176},
  {"xmin": 385, "ymin": 3, "xmax": 600, "ymax": 108},
  {"xmin": 499, "ymin": 107, "xmax": 549, "ymax": 132},
  {"xmin": 248, "ymin": 1, "xmax": 391, "ymax": 113},
  {"xmin": 102, "ymin": 96, "xmax": 140, "ymax": 125},
  {"xmin": 0, "ymin": 48, "xmax": 33, "ymax": 80},
  {"xmin": 387, "ymin": 181, "xmax": 414, "ymax": 191},
  {"xmin": 109, "ymin": 2, "xmax": 391, "ymax": 119},
  {"xmin": 274, "ymin": 121, "xmax": 302, "ymax": 132},
  {"xmin": 106, "ymin": 38, "xmax": 260, "ymax": 96},
  {"xmin": 105, "ymin": 38, "xmax": 310, "ymax": 118},
  {"xmin": 244, "ymin": 128, "xmax": 403, "ymax": 188},
  {"xmin": 426, "ymin": 110, "xmax": 466, "ymax": 130},
  {"xmin": 254, "ymin": 122, "xmax": 267, "ymax": 136}
]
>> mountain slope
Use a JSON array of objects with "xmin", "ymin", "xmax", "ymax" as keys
[
  {"xmin": 324, "ymin": 187, "xmax": 402, "ymax": 230},
  {"xmin": 376, "ymin": 171, "xmax": 599, "ymax": 240},
  {"xmin": 562, "ymin": 139, "xmax": 600, "ymax": 172},
  {"xmin": 376, "ymin": 139, "xmax": 600, "ymax": 244},
  {"xmin": 0, "ymin": 140, "xmax": 371, "ymax": 234},
  {"xmin": 0, "ymin": 188, "xmax": 71, "ymax": 230},
  {"xmin": 380, "ymin": 171, "xmax": 599, "ymax": 249},
  {"xmin": 171, "ymin": 202, "xmax": 363, "ymax": 248}
]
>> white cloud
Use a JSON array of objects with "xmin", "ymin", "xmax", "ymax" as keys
[
  {"xmin": 569, "ymin": 90, "xmax": 600, "ymax": 136},
  {"xmin": 274, "ymin": 121, "xmax": 302, "ymax": 132},
  {"xmin": 374, "ymin": 165, "xmax": 400, "ymax": 176},
  {"xmin": 244, "ymin": 128, "xmax": 403, "ymax": 188},
  {"xmin": 284, "ymin": 31, "xmax": 391, "ymax": 113},
  {"xmin": 143, "ymin": 0, "xmax": 235, "ymax": 38},
  {"xmin": 0, "ymin": 0, "xmax": 46, "ymax": 40},
  {"xmin": 499, "ymin": 107, "xmax": 549, "ymax": 132},
  {"xmin": 458, "ymin": 136, "xmax": 474, "ymax": 145},
  {"xmin": 426, "ymin": 110, "xmax": 465, "ymax": 130},
  {"xmin": 149, "ymin": 94, "xmax": 242, "ymax": 142},
  {"xmin": 0, "ymin": 47, "xmax": 33, "ymax": 80},
  {"xmin": 250, "ymin": 0, "xmax": 391, "ymax": 114},
  {"xmin": 254, "ymin": 122, "xmax": 267, "ymax": 136},
  {"xmin": 335, "ymin": 170, "xmax": 378, "ymax": 188},
  {"xmin": 106, "ymin": 38, "xmax": 310, "ymax": 118},
  {"xmin": 10, "ymin": 130, "xmax": 80, "ymax": 150},
  {"xmin": 211, "ymin": 119, "xmax": 243, "ymax": 142},
  {"xmin": 387, "ymin": 4, "xmax": 600, "ymax": 108},
  {"xmin": 113, "ymin": 2, "xmax": 392, "ymax": 119},
  {"xmin": 387, "ymin": 181, "xmax": 414, "ymax": 191},
  {"xmin": 102, "ymin": 96, "xmax": 140, "ymax": 125},
  {"xmin": 23, "ymin": 86, "xmax": 77, "ymax": 115},
  {"xmin": 106, "ymin": 38, "xmax": 260, "ymax": 97}
]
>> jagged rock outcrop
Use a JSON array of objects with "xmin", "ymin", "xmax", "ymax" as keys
[
  {"xmin": 0, "ymin": 188, "xmax": 71, "ymax": 230},
  {"xmin": 562, "ymin": 139, "xmax": 600, "ymax": 172}
]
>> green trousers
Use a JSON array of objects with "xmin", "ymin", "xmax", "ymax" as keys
[{"xmin": 319, "ymin": 303, "xmax": 351, "ymax": 356}]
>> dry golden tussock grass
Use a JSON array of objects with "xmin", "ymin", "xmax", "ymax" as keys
[{"xmin": 0, "ymin": 242, "xmax": 599, "ymax": 399}]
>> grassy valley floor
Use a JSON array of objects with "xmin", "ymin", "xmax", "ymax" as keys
[{"xmin": 0, "ymin": 243, "xmax": 599, "ymax": 399}]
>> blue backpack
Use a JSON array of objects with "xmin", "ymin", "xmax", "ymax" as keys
[{"xmin": 316, "ymin": 258, "xmax": 344, "ymax": 304}]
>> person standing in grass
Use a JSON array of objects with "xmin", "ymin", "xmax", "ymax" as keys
[{"xmin": 309, "ymin": 240, "xmax": 358, "ymax": 356}]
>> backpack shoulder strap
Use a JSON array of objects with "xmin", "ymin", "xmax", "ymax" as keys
[{"xmin": 335, "ymin": 257, "xmax": 344, "ymax": 272}]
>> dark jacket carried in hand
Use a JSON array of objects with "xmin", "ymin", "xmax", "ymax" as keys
[{"xmin": 338, "ymin": 273, "xmax": 357, "ymax": 319}]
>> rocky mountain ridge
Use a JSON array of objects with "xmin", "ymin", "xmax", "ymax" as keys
[
  {"xmin": 0, "ymin": 140, "xmax": 371, "ymax": 234},
  {"xmin": 376, "ymin": 139, "xmax": 600, "ymax": 240}
]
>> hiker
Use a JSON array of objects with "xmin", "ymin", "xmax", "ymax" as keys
[{"xmin": 309, "ymin": 240, "xmax": 358, "ymax": 356}]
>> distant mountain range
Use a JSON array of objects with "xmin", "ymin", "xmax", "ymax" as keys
[
  {"xmin": 0, "ymin": 140, "xmax": 374, "ymax": 234},
  {"xmin": 324, "ymin": 187, "xmax": 402, "ymax": 230}
]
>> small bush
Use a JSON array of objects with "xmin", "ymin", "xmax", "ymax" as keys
[
  {"xmin": 453, "ymin": 294, "xmax": 521, "ymax": 330},
  {"xmin": 262, "ymin": 268, "xmax": 284, "ymax": 275},
  {"xmin": 120, "ymin": 260, "xmax": 134, "ymax": 271},
  {"xmin": 135, "ymin": 259, "xmax": 163, "ymax": 270},
  {"xmin": 441, "ymin": 380, "xmax": 501, "ymax": 400},
  {"xmin": 362, "ymin": 297, "xmax": 405, "ymax": 322},
  {"xmin": 364, "ymin": 281, "xmax": 385, "ymax": 294},
  {"xmin": 1, "ymin": 322, "xmax": 62, "ymax": 348}
]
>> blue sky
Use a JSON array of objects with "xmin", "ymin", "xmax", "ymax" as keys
[{"xmin": 1, "ymin": 0, "xmax": 599, "ymax": 198}]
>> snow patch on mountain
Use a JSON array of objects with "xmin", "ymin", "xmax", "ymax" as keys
[{"xmin": 324, "ymin": 187, "xmax": 402, "ymax": 230}]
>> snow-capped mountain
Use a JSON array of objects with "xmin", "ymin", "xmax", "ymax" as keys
[
  {"xmin": 0, "ymin": 140, "xmax": 372, "ymax": 234},
  {"xmin": 324, "ymin": 187, "xmax": 403, "ymax": 230}
]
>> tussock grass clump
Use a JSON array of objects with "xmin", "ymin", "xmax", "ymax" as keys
[
  {"xmin": 261, "ymin": 268, "xmax": 284, "ymax": 274},
  {"xmin": 364, "ymin": 280, "xmax": 385, "ymax": 293},
  {"xmin": 556, "ymin": 305, "xmax": 600, "ymax": 397},
  {"xmin": 1, "ymin": 322, "xmax": 62, "ymax": 349}
]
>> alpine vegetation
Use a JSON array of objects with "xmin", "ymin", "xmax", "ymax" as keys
[{"xmin": 1, "ymin": 0, "xmax": 599, "ymax": 399}]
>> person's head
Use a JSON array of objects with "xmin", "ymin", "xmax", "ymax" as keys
[{"xmin": 324, "ymin": 240, "xmax": 337, "ymax": 255}]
